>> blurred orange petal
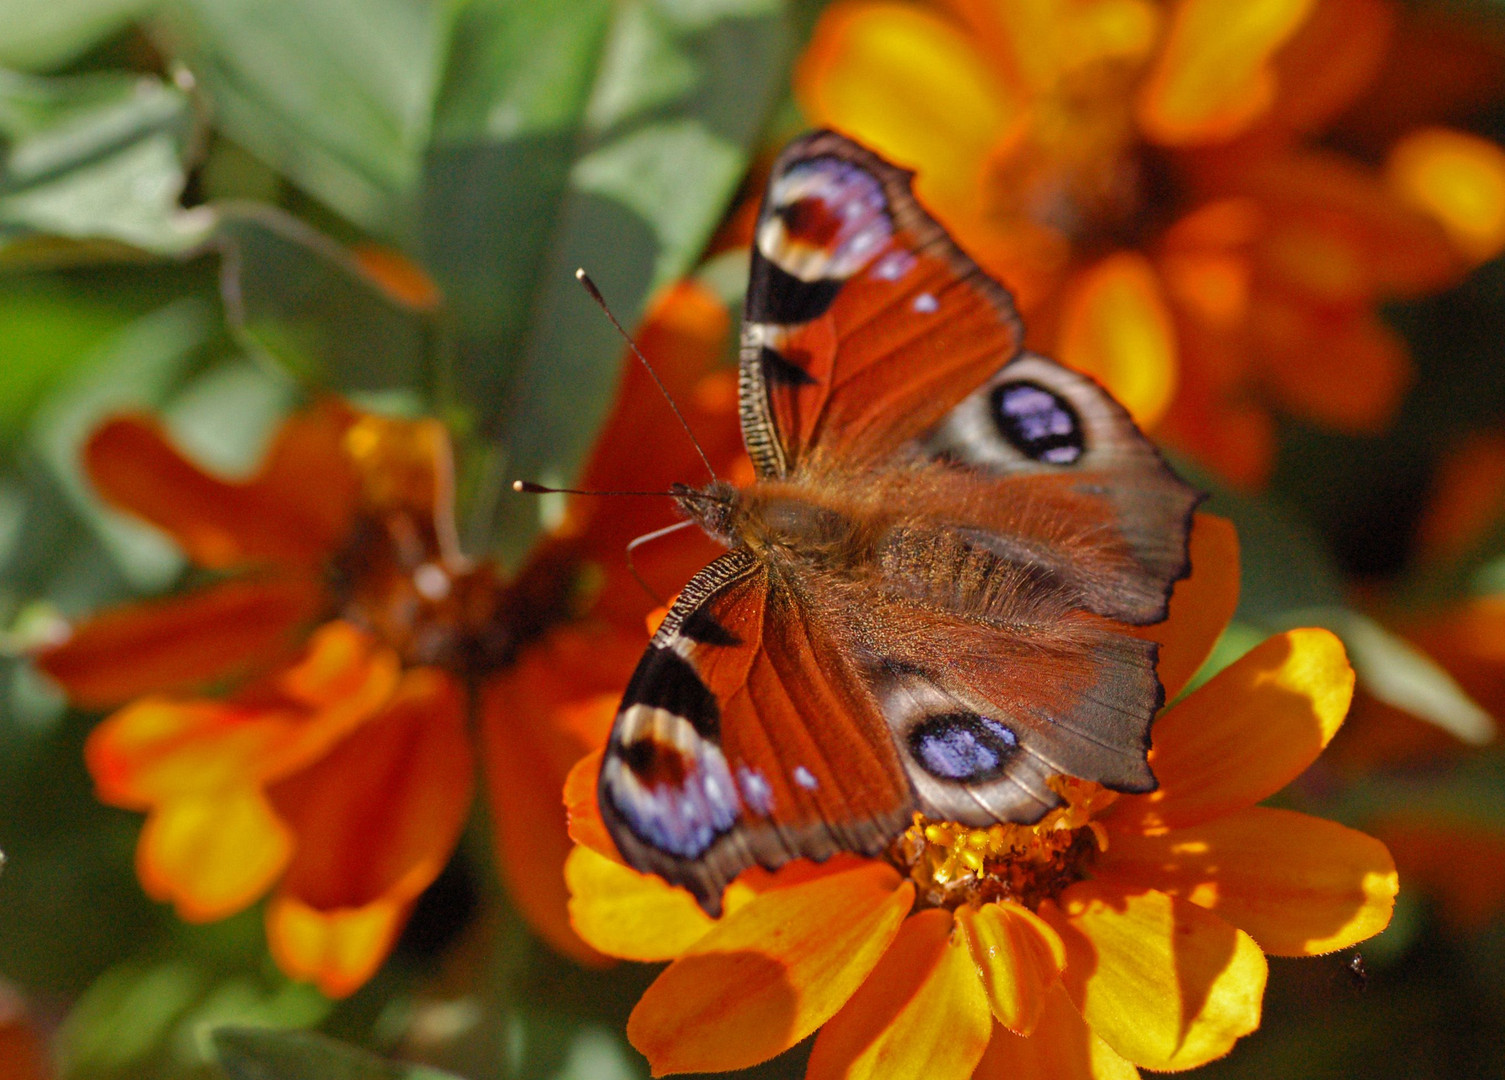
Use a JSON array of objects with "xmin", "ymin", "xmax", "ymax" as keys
[
  {"xmin": 1138, "ymin": 0, "xmax": 1315, "ymax": 144},
  {"xmin": 1257, "ymin": 303, "xmax": 1410, "ymax": 433},
  {"xmin": 1045, "ymin": 882, "xmax": 1267, "ymax": 1071},
  {"xmin": 975, "ymin": 985, "xmax": 1141, "ymax": 1080},
  {"xmin": 1057, "ymin": 253, "xmax": 1178, "ymax": 428},
  {"xmin": 1415, "ymin": 429, "xmax": 1505, "ymax": 564},
  {"xmin": 350, "ymin": 244, "xmax": 443, "ymax": 310},
  {"xmin": 86, "ymin": 697, "xmax": 296, "ymax": 807},
  {"xmin": 1263, "ymin": 0, "xmax": 1394, "ymax": 134},
  {"xmin": 35, "ymin": 576, "xmax": 318, "ymax": 708},
  {"xmin": 1133, "ymin": 513, "xmax": 1240, "ymax": 703},
  {"xmin": 266, "ymin": 892, "xmax": 407, "ymax": 999},
  {"xmin": 85, "ymin": 405, "xmax": 356, "ymax": 568},
  {"xmin": 627, "ymin": 865, "xmax": 911, "ymax": 1075},
  {"xmin": 807, "ymin": 908, "xmax": 991, "ymax": 1080},
  {"xmin": 482, "ymin": 627, "xmax": 641, "ymax": 963},
  {"xmin": 1387, "ymin": 127, "xmax": 1505, "ymax": 263},
  {"xmin": 137, "ymin": 789, "xmax": 292, "ymax": 922},
  {"xmin": 1100, "ymin": 806, "xmax": 1397, "ymax": 956},
  {"xmin": 956, "ymin": 901, "xmax": 1065, "ymax": 1036},
  {"xmin": 565, "ymin": 845, "xmax": 717, "ymax": 962},
  {"xmin": 1372, "ymin": 816, "xmax": 1505, "ymax": 933},
  {"xmin": 1111, "ymin": 629, "xmax": 1352, "ymax": 832},
  {"xmin": 270, "ymin": 668, "xmax": 472, "ymax": 914},
  {"xmin": 796, "ymin": 1, "xmax": 1017, "ymax": 212}
]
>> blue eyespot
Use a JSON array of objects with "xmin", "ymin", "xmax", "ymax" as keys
[
  {"xmin": 991, "ymin": 382, "xmax": 1084, "ymax": 464},
  {"xmin": 909, "ymin": 713, "xmax": 1018, "ymax": 782}
]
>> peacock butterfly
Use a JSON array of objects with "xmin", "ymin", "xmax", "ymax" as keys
[{"xmin": 597, "ymin": 131, "xmax": 1202, "ymax": 914}]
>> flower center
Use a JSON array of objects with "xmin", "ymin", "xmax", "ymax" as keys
[{"xmin": 887, "ymin": 778, "xmax": 1119, "ymax": 911}]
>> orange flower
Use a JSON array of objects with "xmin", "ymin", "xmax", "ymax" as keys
[
  {"xmin": 564, "ymin": 515, "xmax": 1399, "ymax": 1077},
  {"xmin": 795, "ymin": 0, "xmax": 1505, "ymax": 486},
  {"xmin": 34, "ymin": 279, "xmax": 745, "ymax": 993}
]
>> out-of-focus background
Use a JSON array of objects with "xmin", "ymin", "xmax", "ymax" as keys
[{"xmin": 2, "ymin": 1, "xmax": 1505, "ymax": 1077}]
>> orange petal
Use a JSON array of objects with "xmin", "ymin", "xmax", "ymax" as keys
[
  {"xmin": 136, "ymin": 789, "xmax": 292, "ymax": 922},
  {"xmin": 1099, "ymin": 806, "xmax": 1397, "ymax": 956},
  {"xmin": 627, "ymin": 864, "xmax": 912, "ymax": 1075},
  {"xmin": 1371, "ymin": 816, "xmax": 1505, "ymax": 933},
  {"xmin": 1387, "ymin": 127, "xmax": 1505, "ymax": 264},
  {"xmin": 565, "ymin": 845, "xmax": 718, "ymax": 962},
  {"xmin": 266, "ymin": 892, "xmax": 407, "ymax": 998},
  {"xmin": 1414, "ymin": 429, "xmax": 1505, "ymax": 565},
  {"xmin": 807, "ymin": 908, "xmax": 991, "ymax": 1080},
  {"xmin": 35, "ymin": 576, "xmax": 318, "ymax": 709},
  {"xmin": 564, "ymin": 748, "xmax": 618, "ymax": 860},
  {"xmin": 1058, "ymin": 253, "xmax": 1178, "ymax": 429},
  {"xmin": 1044, "ymin": 882, "xmax": 1267, "ymax": 1071},
  {"xmin": 1137, "ymin": 0, "xmax": 1315, "ymax": 144},
  {"xmin": 85, "ymin": 406, "xmax": 356, "ymax": 568},
  {"xmin": 86, "ymin": 697, "xmax": 298, "ymax": 808},
  {"xmin": 1257, "ymin": 304, "xmax": 1410, "ymax": 433},
  {"xmin": 1111, "ymin": 628, "xmax": 1352, "ymax": 832},
  {"xmin": 796, "ymin": 1, "xmax": 1018, "ymax": 212},
  {"xmin": 1131, "ymin": 513, "xmax": 1240, "ymax": 703},
  {"xmin": 269, "ymin": 668, "xmax": 473, "ymax": 912},
  {"xmin": 350, "ymin": 244, "xmax": 443, "ymax": 310},
  {"xmin": 1263, "ymin": 0, "xmax": 1394, "ymax": 134},
  {"xmin": 482, "ymin": 626, "xmax": 644, "ymax": 962},
  {"xmin": 955, "ymin": 901, "xmax": 1066, "ymax": 1036},
  {"xmin": 976, "ymin": 985, "xmax": 1141, "ymax": 1080}
]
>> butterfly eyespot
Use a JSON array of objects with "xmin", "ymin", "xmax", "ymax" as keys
[
  {"xmin": 620, "ymin": 736, "xmax": 689, "ymax": 785},
  {"xmin": 909, "ymin": 712, "xmax": 1019, "ymax": 782},
  {"xmin": 990, "ymin": 381, "xmax": 1085, "ymax": 464}
]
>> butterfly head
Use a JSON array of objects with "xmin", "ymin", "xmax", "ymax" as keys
[{"xmin": 672, "ymin": 479, "xmax": 740, "ymax": 545}]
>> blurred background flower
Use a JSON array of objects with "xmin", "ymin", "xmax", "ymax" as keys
[{"xmin": 0, "ymin": 1, "xmax": 1504, "ymax": 1079}]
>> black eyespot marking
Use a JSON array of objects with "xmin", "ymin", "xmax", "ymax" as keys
[
  {"xmin": 909, "ymin": 712, "xmax": 1019, "ymax": 782},
  {"xmin": 681, "ymin": 606, "xmax": 742, "ymax": 646},
  {"xmin": 619, "ymin": 736, "xmax": 691, "ymax": 786},
  {"xmin": 621, "ymin": 647, "xmax": 720, "ymax": 738},
  {"xmin": 746, "ymin": 253, "xmax": 842, "ymax": 324},
  {"xmin": 991, "ymin": 381, "xmax": 1084, "ymax": 464},
  {"xmin": 760, "ymin": 345, "xmax": 817, "ymax": 387}
]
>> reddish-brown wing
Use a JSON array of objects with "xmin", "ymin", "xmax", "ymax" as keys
[
  {"xmin": 739, "ymin": 130, "xmax": 1023, "ymax": 478},
  {"xmin": 597, "ymin": 550, "xmax": 913, "ymax": 913}
]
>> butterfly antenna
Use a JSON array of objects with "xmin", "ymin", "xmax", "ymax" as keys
[{"xmin": 575, "ymin": 268, "xmax": 718, "ymax": 483}]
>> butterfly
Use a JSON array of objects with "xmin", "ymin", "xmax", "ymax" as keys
[{"xmin": 598, "ymin": 130, "xmax": 1202, "ymax": 915}]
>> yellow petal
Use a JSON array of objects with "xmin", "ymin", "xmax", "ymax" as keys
[
  {"xmin": 955, "ymin": 901, "xmax": 1066, "ymax": 1035},
  {"xmin": 1111, "ymin": 628, "xmax": 1352, "ymax": 832},
  {"xmin": 1099, "ymin": 806, "xmax": 1397, "ymax": 956},
  {"xmin": 976, "ymin": 985, "xmax": 1141, "ymax": 1080},
  {"xmin": 1138, "ymin": 0, "xmax": 1315, "ymax": 144},
  {"xmin": 565, "ymin": 845, "xmax": 717, "ymax": 962},
  {"xmin": 1058, "ymin": 253, "xmax": 1178, "ymax": 429},
  {"xmin": 1045, "ymin": 882, "xmax": 1267, "ymax": 1071},
  {"xmin": 1387, "ymin": 127, "xmax": 1505, "ymax": 264},
  {"xmin": 137, "ymin": 789, "xmax": 291, "ymax": 922},
  {"xmin": 796, "ymin": 1, "xmax": 1017, "ymax": 210},
  {"xmin": 807, "ymin": 909, "xmax": 991, "ymax": 1080},
  {"xmin": 266, "ymin": 893, "xmax": 406, "ymax": 999},
  {"xmin": 627, "ymin": 864, "xmax": 911, "ymax": 1075}
]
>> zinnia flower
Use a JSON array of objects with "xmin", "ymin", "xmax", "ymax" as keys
[
  {"xmin": 795, "ymin": 0, "xmax": 1505, "ymax": 486},
  {"xmin": 563, "ymin": 514, "xmax": 1399, "ymax": 1077},
  {"xmin": 34, "ymin": 279, "xmax": 744, "ymax": 993}
]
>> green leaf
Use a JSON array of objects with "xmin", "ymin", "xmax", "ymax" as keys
[
  {"xmin": 1280, "ymin": 606, "xmax": 1497, "ymax": 747},
  {"xmin": 420, "ymin": 0, "xmax": 791, "ymax": 559},
  {"xmin": 216, "ymin": 205, "xmax": 438, "ymax": 396},
  {"xmin": 0, "ymin": 0, "xmax": 157, "ymax": 72},
  {"xmin": 0, "ymin": 68, "xmax": 211, "ymax": 259},
  {"xmin": 211, "ymin": 1027, "xmax": 461, "ymax": 1080},
  {"xmin": 165, "ymin": 0, "xmax": 456, "ymax": 235}
]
